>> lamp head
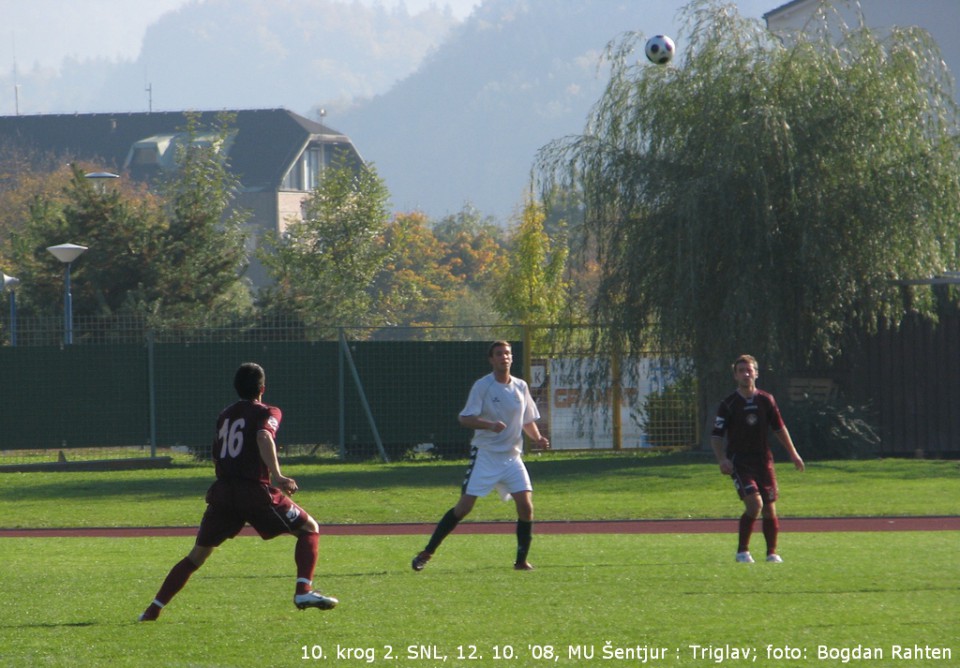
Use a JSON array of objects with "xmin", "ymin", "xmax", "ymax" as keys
[
  {"xmin": 2, "ymin": 272, "xmax": 20, "ymax": 290},
  {"xmin": 47, "ymin": 243, "xmax": 88, "ymax": 264}
]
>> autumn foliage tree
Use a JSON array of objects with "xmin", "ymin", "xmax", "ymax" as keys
[
  {"xmin": 372, "ymin": 211, "xmax": 465, "ymax": 327},
  {"xmin": 6, "ymin": 162, "xmax": 166, "ymax": 318},
  {"xmin": 2, "ymin": 113, "xmax": 252, "ymax": 327},
  {"xmin": 494, "ymin": 197, "xmax": 568, "ymax": 330}
]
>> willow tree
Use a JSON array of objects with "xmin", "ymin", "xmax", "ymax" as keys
[{"xmin": 537, "ymin": 0, "xmax": 960, "ymax": 411}]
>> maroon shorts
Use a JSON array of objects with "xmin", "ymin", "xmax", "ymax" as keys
[
  {"xmin": 196, "ymin": 478, "xmax": 310, "ymax": 547},
  {"xmin": 730, "ymin": 454, "xmax": 779, "ymax": 503}
]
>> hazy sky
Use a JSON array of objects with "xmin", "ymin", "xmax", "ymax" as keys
[
  {"xmin": 1, "ymin": 0, "xmax": 776, "ymax": 76},
  {"xmin": 0, "ymin": 0, "xmax": 480, "ymax": 74}
]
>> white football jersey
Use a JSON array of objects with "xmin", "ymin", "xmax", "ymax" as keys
[{"xmin": 459, "ymin": 373, "xmax": 539, "ymax": 455}]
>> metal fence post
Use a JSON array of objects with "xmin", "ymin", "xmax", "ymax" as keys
[
  {"xmin": 611, "ymin": 349, "xmax": 622, "ymax": 450},
  {"xmin": 338, "ymin": 327, "xmax": 346, "ymax": 460},
  {"xmin": 338, "ymin": 329, "xmax": 389, "ymax": 462},
  {"xmin": 146, "ymin": 329, "xmax": 157, "ymax": 458}
]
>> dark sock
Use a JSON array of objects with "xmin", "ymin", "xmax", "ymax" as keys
[
  {"xmin": 425, "ymin": 508, "xmax": 461, "ymax": 554},
  {"xmin": 762, "ymin": 516, "xmax": 779, "ymax": 555},
  {"xmin": 516, "ymin": 520, "xmax": 533, "ymax": 564},
  {"xmin": 295, "ymin": 532, "xmax": 319, "ymax": 594},
  {"xmin": 737, "ymin": 514, "xmax": 755, "ymax": 553}
]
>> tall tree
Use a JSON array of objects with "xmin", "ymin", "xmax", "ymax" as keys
[
  {"xmin": 432, "ymin": 204, "xmax": 508, "ymax": 296},
  {"xmin": 538, "ymin": 0, "xmax": 960, "ymax": 409},
  {"xmin": 2, "ymin": 116, "xmax": 251, "ymax": 327},
  {"xmin": 494, "ymin": 196, "xmax": 568, "ymax": 330},
  {"xmin": 142, "ymin": 112, "xmax": 252, "ymax": 324},
  {"xmin": 257, "ymin": 156, "xmax": 391, "ymax": 335},
  {"xmin": 372, "ymin": 211, "xmax": 465, "ymax": 328},
  {"xmin": 429, "ymin": 204, "xmax": 509, "ymax": 331},
  {"xmin": 6, "ymin": 162, "xmax": 165, "ymax": 318}
]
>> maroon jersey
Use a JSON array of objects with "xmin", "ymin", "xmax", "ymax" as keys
[
  {"xmin": 711, "ymin": 390, "xmax": 784, "ymax": 460},
  {"xmin": 212, "ymin": 400, "xmax": 282, "ymax": 484}
]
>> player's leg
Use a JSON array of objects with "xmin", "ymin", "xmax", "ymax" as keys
[
  {"xmin": 732, "ymin": 466, "xmax": 763, "ymax": 562},
  {"xmin": 294, "ymin": 515, "xmax": 320, "ymax": 595},
  {"xmin": 139, "ymin": 486, "xmax": 240, "ymax": 622},
  {"xmin": 761, "ymin": 502, "xmax": 782, "ymax": 561},
  {"xmin": 433, "ymin": 492, "xmax": 477, "ymax": 547},
  {"xmin": 505, "ymin": 459, "xmax": 534, "ymax": 570},
  {"xmin": 453, "ymin": 493, "xmax": 478, "ymax": 519},
  {"xmin": 736, "ymin": 492, "xmax": 763, "ymax": 562},
  {"xmin": 247, "ymin": 489, "xmax": 338, "ymax": 611},
  {"xmin": 138, "ymin": 543, "xmax": 216, "ymax": 621},
  {"xmin": 759, "ymin": 463, "xmax": 782, "ymax": 561},
  {"xmin": 290, "ymin": 514, "xmax": 338, "ymax": 610},
  {"xmin": 413, "ymin": 449, "xmax": 488, "ymax": 571},
  {"xmin": 412, "ymin": 493, "xmax": 477, "ymax": 571},
  {"xmin": 512, "ymin": 490, "xmax": 534, "ymax": 570}
]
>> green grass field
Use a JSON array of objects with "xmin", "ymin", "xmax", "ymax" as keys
[
  {"xmin": 3, "ymin": 452, "xmax": 958, "ymax": 528},
  {"xmin": 1, "ymin": 452, "xmax": 957, "ymax": 667}
]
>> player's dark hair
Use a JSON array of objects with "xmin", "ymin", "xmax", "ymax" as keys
[
  {"xmin": 488, "ymin": 340, "xmax": 512, "ymax": 357},
  {"xmin": 234, "ymin": 362, "xmax": 265, "ymax": 399}
]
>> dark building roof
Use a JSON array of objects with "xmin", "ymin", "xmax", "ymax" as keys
[
  {"xmin": 0, "ymin": 108, "xmax": 353, "ymax": 191},
  {"xmin": 762, "ymin": 0, "xmax": 807, "ymax": 21}
]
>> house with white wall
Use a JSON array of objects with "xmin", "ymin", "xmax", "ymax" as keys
[{"xmin": 764, "ymin": 0, "xmax": 959, "ymax": 107}]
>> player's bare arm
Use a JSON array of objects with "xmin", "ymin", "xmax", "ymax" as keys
[
  {"xmin": 710, "ymin": 435, "xmax": 733, "ymax": 475},
  {"xmin": 459, "ymin": 414, "xmax": 506, "ymax": 433},
  {"xmin": 522, "ymin": 421, "xmax": 550, "ymax": 449},
  {"xmin": 257, "ymin": 430, "xmax": 298, "ymax": 494},
  {"xmin": 774, "ymin": 427, "xmax": 805, "ymax": 472}
]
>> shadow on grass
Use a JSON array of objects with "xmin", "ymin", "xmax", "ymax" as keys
[
  {"xmin": 8, "ymin": 451, "xmax": 712, "ymax": 503},
  {"xmin": 0, "ymin": 622, "xmax": 98, "ymax": 629},
  {"xmin": 22, "ymin": 450, "xmax": 953, "ymax": 506},
  {"xmin": 1, "ymin": 473, "xmax": 210, "ymax": 503},
  {"xmin": 808, "ymin": 459, "xmax": 960, "ymax": 480}
]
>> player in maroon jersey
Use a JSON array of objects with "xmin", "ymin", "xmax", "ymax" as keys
[
  {"xmin": 710, "ymin": 354, "xmax": 804, "ymax": 563},
  {"xmin": 138, "ymin": 363, "xmax": 337, "ymax": 621}
]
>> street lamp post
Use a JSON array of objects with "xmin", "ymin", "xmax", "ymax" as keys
[
  {"xmin": 2, "ymin": 272, "xmax": 19, "ymax": 347},
  {"xmin": 46, "ymin": 244, "xmax": 88, "ymax": 346}
]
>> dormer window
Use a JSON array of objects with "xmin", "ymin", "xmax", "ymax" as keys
[
  {"xmin": 123, "ymin": 130, "xmax": 234, "ymax": 171},
  {"xmin": 124, "ymin": 133, "xmax": 175, "ymax": 169},
  {"xmin": 131, "ymin": 146, "xmax": 160, "ymax": 165},
  {"xmin": 282, "ymin": 144, "xmax": 327, "ymax": 191}
]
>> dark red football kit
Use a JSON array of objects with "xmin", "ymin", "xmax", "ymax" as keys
[
  {"xmin": 197, "ymin": 400, "xmax": 308, "ymax": 547},
  {"xmin": 711, "ymin": 390, "xmax": 784, "ymax": 502}
]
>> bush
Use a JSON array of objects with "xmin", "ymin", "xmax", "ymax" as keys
[
  {"xmin": 638, "ymin": 375, "xmax": 698, "ymax": 448},
  {"xmin": 780, "ymin": 399, "xmax": 881, "ymax": 460}
]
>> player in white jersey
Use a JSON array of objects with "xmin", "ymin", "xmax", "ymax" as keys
[{"xmin": 412, "ymin": 340, "xmax": 550, "ymax": 571}]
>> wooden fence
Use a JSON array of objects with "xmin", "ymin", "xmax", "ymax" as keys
[{"xmin": 844, "ymin": 311, "xmax": 960, "ymax": 456}]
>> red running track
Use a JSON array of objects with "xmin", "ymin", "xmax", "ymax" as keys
[{"xmin": 2, "ymin": 516, "xmax": 958, "ymax": 538}]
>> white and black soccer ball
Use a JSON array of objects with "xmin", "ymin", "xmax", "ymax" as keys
[{"xmin": 645, "ymin": 34, "xmax": 675, "ymax": 65}]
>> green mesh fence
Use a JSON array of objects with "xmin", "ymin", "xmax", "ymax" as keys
[{"xmin": 0, "ymin": 317, "xmax": 697, "ymax": 467}]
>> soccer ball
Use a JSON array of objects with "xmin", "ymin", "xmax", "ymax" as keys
[{"xmin": 645, "ymin": 34, "xmax": 675, "ymax": 65}]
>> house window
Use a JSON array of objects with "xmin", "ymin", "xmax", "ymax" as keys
[
  {"xmin": 281, "ymin": 145, "xmax": 327, "ymax": 191},
  {"xmin": 132, "ymin": 146, "xmax": 159, "ymax": 165},
  {"xmin": 282, "ymin": 159, "xmax": 303, "ymax": 190},
  {"xmin": 303, "ymin": 146, "xmax": 324, "ymax": 191}
]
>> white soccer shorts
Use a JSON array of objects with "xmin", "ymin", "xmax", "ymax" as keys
[{"xmin": 462, "ymin": 447, "xmax": 532, "ymax": 501}]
